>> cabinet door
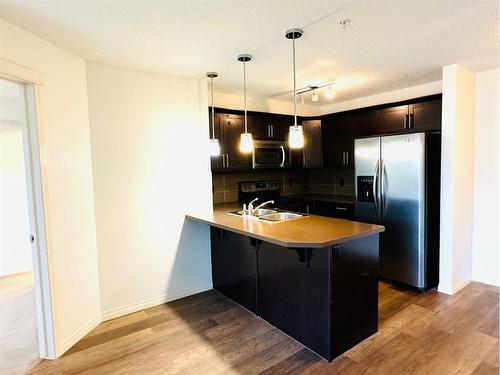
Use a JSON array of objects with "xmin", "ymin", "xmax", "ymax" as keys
[
  {"xmin": 409, "ymin": 99, "xmax": 442, "ymax": 132},
  {"xmin": 258, "ymin": 243, "xmax": 332, "ymax": 359},
  {"xmin": 210, "ymin": 228, "xmax": 257, "ymax": 313},
  {"xmin": 247, "ymin": 115, "xmax": 269, "ymax": 140},
  {"xmin": 322, "ymin": 115, "xmax": 345, "ymax": 168},
  {"xmin": 376, "ymin": 105, "xmax": 409, "ymax": 134},
  {"xmin": 302, "ymin": 120, "xmax": 322, "ymax": 168},
  {"xmin": 210, "ymin": 114, "xmax": 223, "ymax": 171},
  {"xmin": 272, "ymin": 117, "xmax": 290, "ymax": 141},
  {"xmin": 350, "ymin": 110, "xmax": 376, "ymax": 137},
  {"xmin": 221, "ymin": 115, "xmax": 250, "ymax": 170},
  {"xmin": 331, "ymin": 235, "xmax": 379, "ymax": 356}
]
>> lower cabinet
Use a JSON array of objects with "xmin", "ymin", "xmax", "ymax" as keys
[
  {"xmin": 210, "ymin": 227, "xmax": 380, "ymax": 361},
  {"xmin": 258, "ymin": 243, "xmax": 332, "ymax": 358},
  {"xmin": 210, "ymin": 227, "xmax": 257, "ymax": 313},
  {"xmin": 313, "ymin": 201, "xmax": 354, "ymax": 220}
]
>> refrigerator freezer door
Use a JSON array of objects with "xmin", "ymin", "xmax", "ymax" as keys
[
  {"xmin": 380, "ymin": 133, "xmax": 426, "ymax": 288},
  {"xmin": 354, "ymin": 137, "xmax": 381, "ymax": 224}
]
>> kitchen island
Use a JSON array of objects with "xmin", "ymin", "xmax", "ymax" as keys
[{"xmin": 186, "ymin": 204, "xmax": 384, "ymax": 361}]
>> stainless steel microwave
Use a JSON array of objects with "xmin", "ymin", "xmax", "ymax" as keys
[{"xmin": 252, "ymin": 140, "xmax": 291, "ymax": 169}]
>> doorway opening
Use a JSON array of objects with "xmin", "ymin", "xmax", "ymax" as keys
[{"xmin": 0, "ymin": 76, "xmax": 54, "ymax": 372}]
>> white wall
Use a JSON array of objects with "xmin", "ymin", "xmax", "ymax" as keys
[
  {"xmin": 0, "ymin": 126, "xmax": 32, "ymax": 276},
  {"xmin": 0, "ymin": 19, "xmax": 101, "ymax": 357},
  {"xmin": 86, "ymin": 62, "xmax": 213, "ymax": 320},
  {"xmin": 472, "ymin": 68, "xmax": 499, "ymax": 286},
  {"xmin": 439, "ymin": 64, "xmax": 476, "ymax": 294}
]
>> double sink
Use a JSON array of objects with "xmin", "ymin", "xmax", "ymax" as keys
[{"xmin": 230, "ymin": 208, "xmax": 305, "ymax": 223}]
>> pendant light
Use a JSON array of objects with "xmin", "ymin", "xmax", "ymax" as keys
[
  {"xmin": 238, "ymin": 54, "xmax": 253, "ymax": 153},
  {"xmin": 206, "ymin": 72, "xmax": 220, "ymax": 156},
  {"xmin": 286, "ymin": 28, "xmax": 304, "ymax": 149}
]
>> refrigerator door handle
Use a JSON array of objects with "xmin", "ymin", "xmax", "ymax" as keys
[
  {"xmin": 381, "ymin": 161, "xmax": 387, "ymax": 218},
  {"xmin": 373, "ymin": 159, "xmax": 380, "ymax": 219}
]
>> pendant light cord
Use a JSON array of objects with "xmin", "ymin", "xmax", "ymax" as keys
[
  {"xmin": 293, "ymin": 36, "xmax": 297, "ymax": 128},
  {"xmin": 210, "ymin": 77, "xmax": 215, "ymax": 139},
  {"xmin": 243, "ymin": 60, "xmax": 248, "ymax": 133}
]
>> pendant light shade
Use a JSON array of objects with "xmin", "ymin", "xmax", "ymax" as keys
[
  {"xmin": 238, "ymin": 54, "xmax": 253, "ymax": 153},
  {"xmin": 311, "ymin": 90, "xmax": 319, "ymax": 102},
  {"xmin": 239, "ymin": 133, "xmax": 254, "ymax": 153},
  {"xmin": 206, "ymin": 72, "xmax": 220, "ymax": 156},
  {"xmin": 286, "ymin": 28, "xmax": 304, "ymax": 149},
  {"xmin": 208, "ymin": 138, "xmax": 220, "ymax": 156},
  {"xmin": 289, "ymin": 125, "xmax": 304, "ymax": 148}
]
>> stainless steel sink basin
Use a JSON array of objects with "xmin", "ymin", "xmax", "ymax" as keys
[
  {"xmin": 231, "ymin": 208, "xmax": 277, "ymax": 217},
  {"xmin": 259, "ymin": 212, "xmax": 305, "ymax": 222}
]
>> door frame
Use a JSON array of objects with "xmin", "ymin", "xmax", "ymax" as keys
[{"xmin": 1, "ymin": 59, "xmax": 56, "ymax": 359}]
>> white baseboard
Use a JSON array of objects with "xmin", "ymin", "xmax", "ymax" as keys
[
  {"xmin": 101, "ymin": 283, "xmax": 212, "ymax": 322},
  {"xmin": 56, "ymin": 314, "xmax": 102, "ymax": 358},
  {"xmin": 438, "ymin": 277, "xmax": 472, "ymax": 295},
  {"xmin": 452, "ymin": 278, "xmax": 472, "ymax": 293}
]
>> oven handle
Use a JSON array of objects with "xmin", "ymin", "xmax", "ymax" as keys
[{"xmin": 280, "ymin": 145, "xmax": 285, "ymax": 167}]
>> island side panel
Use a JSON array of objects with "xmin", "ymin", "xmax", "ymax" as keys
[
  {"xmin": 210, "ymin": 227, "xmax": 257, "ymax": 313},
  {"xmin": 257, "ymin": 243, "xmax": 332, "ymax": 360},
  {"xmin": 331, "ymin": 234, "xmax": 380, "ymax": 357}
]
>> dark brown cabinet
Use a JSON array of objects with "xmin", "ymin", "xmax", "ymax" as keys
[
  {"xmin": 376, "ymin": 105, "xmax": 409, "ymax": 134},
  {"xmin": 248, "ymin": 115, "xmax": 287, "ymax": 141},
  {"xmin": 210, "ymin": 114, "xmax": 250, "ymax": 171},
  {"xmin": 220, "ymin": 115, "xmax": 250, "ymax": 170},
  {"xmin": 210, "ymin": 228, "xmax": 257, "ymax": 313},
  {"xmin": 376, "ymin": 99, "xmax": 442, "ymax": 134},
  {"xmin": 322, "ymin": 113, "xmax": 355, "ymax": 169},
  {"xmin": 301, "ymin": 120, "xmax": 322, "ymax": 168},
  {"xmin": 210, "ymin": 227, "xmax": 380, "ymax": 361},
  {"xmin": 313, "ymin": 201, "xmax": 354, "ymax": 220},
  {"xmin": 409, "ymin": 100, "xmax": 442, "ymax": 131}
]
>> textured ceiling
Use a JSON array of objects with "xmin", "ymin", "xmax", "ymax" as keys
[{"xmin": 0, "ymin": 0, "xmax": 498, "ymax": 105}]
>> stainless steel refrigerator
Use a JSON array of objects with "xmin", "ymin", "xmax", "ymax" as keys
[{"xmin": 354, "ymin": 132, "xmax": 440, "ymax": 290}]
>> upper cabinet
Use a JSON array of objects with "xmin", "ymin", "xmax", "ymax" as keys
[
  {"xmin": 302, "ymin": 120, "xmax": 323, "ymax": 168},
  {"xmin": 248, "ymin": 115, "xmax": 288, "ymax": 141},
  {"xmin": 212, "ymin": 114, "xmax": 250, "ymax": 171},
  {"xmin": 209, "ymin": 96, "xmax": 441, "ymax": 172},
  {"xmin": 322, "ymin": 110, "xmax": 375, "ymax": 169},
  {"xmin": 408, "ymin": 99, "xmax": 442, "ymax": 132},
  {"xmin": 376, "ymin": 105, "xmax": 409, "ymax": 134},
  {"xmin": 376, "ymin": 99, "xmax": 442, "ymax": 135}
]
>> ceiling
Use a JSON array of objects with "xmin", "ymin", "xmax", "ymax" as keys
[{"xmin": 0, "ymin": 0, "xmax": 498, "ymax": 105}]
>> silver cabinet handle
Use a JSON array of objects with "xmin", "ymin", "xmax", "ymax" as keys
[
  {"xmin": 335, "ymin": 207, "xmax": 348, "ymax": 211},
  {"xmin": 271, "ymin": 125, "xmax": 274, "ymax": 138},
  {"xmin": 222, "ymin": 154, "xmax": 226, "ymax": 168},
  {"xmin": 342, "ymin": 151, "xmax": 345, "ymax": 165},
  {"xmin": 280, "ymin": 146, "xmax": 285, "ymax": 167},
  {"xmin": 346, "ymin": 151, "xmax": 349, "ymax": 165},
  {"xmin": 226, "ymin": 154, "xmax": 229, "ymax": 168},
  {"xmin": 267, "ymin": 125, "xmax": 270, "ymax": 138}
]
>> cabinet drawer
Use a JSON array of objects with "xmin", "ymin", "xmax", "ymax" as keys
[{"xmin": 313, "ymin": 201, "xmax": 354, "ymax": 220}]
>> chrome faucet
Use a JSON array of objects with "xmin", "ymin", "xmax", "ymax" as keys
[
  {"xmin": 246, "ymin": 198, "xmax": 259, "ymax": 216},
  {"xmin": 251, "ymin": 200, "xmax": 275, "ymax": 215}
]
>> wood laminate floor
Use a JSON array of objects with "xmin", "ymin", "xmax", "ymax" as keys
[{"xmin": 31, "ymin": 281, "xmax": 499, "ymax": 374}]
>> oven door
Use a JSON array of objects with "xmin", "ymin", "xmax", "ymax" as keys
[{"xmin": 252, "ymin": 142, "xmax": 290, "ymax": 169}]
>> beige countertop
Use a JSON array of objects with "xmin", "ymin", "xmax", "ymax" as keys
[
  {"xmin": 186, "ymin": 203, "xmax": 384, "ymax": 248},
  {"xmin": 282, "ymin": 193, "xmax": 355, "ymax": 204}
]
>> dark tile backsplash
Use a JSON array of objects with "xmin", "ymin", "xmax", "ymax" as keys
[{"xmin": 212, "ymin": 168, "xmax": 354, "ymax": 203}]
